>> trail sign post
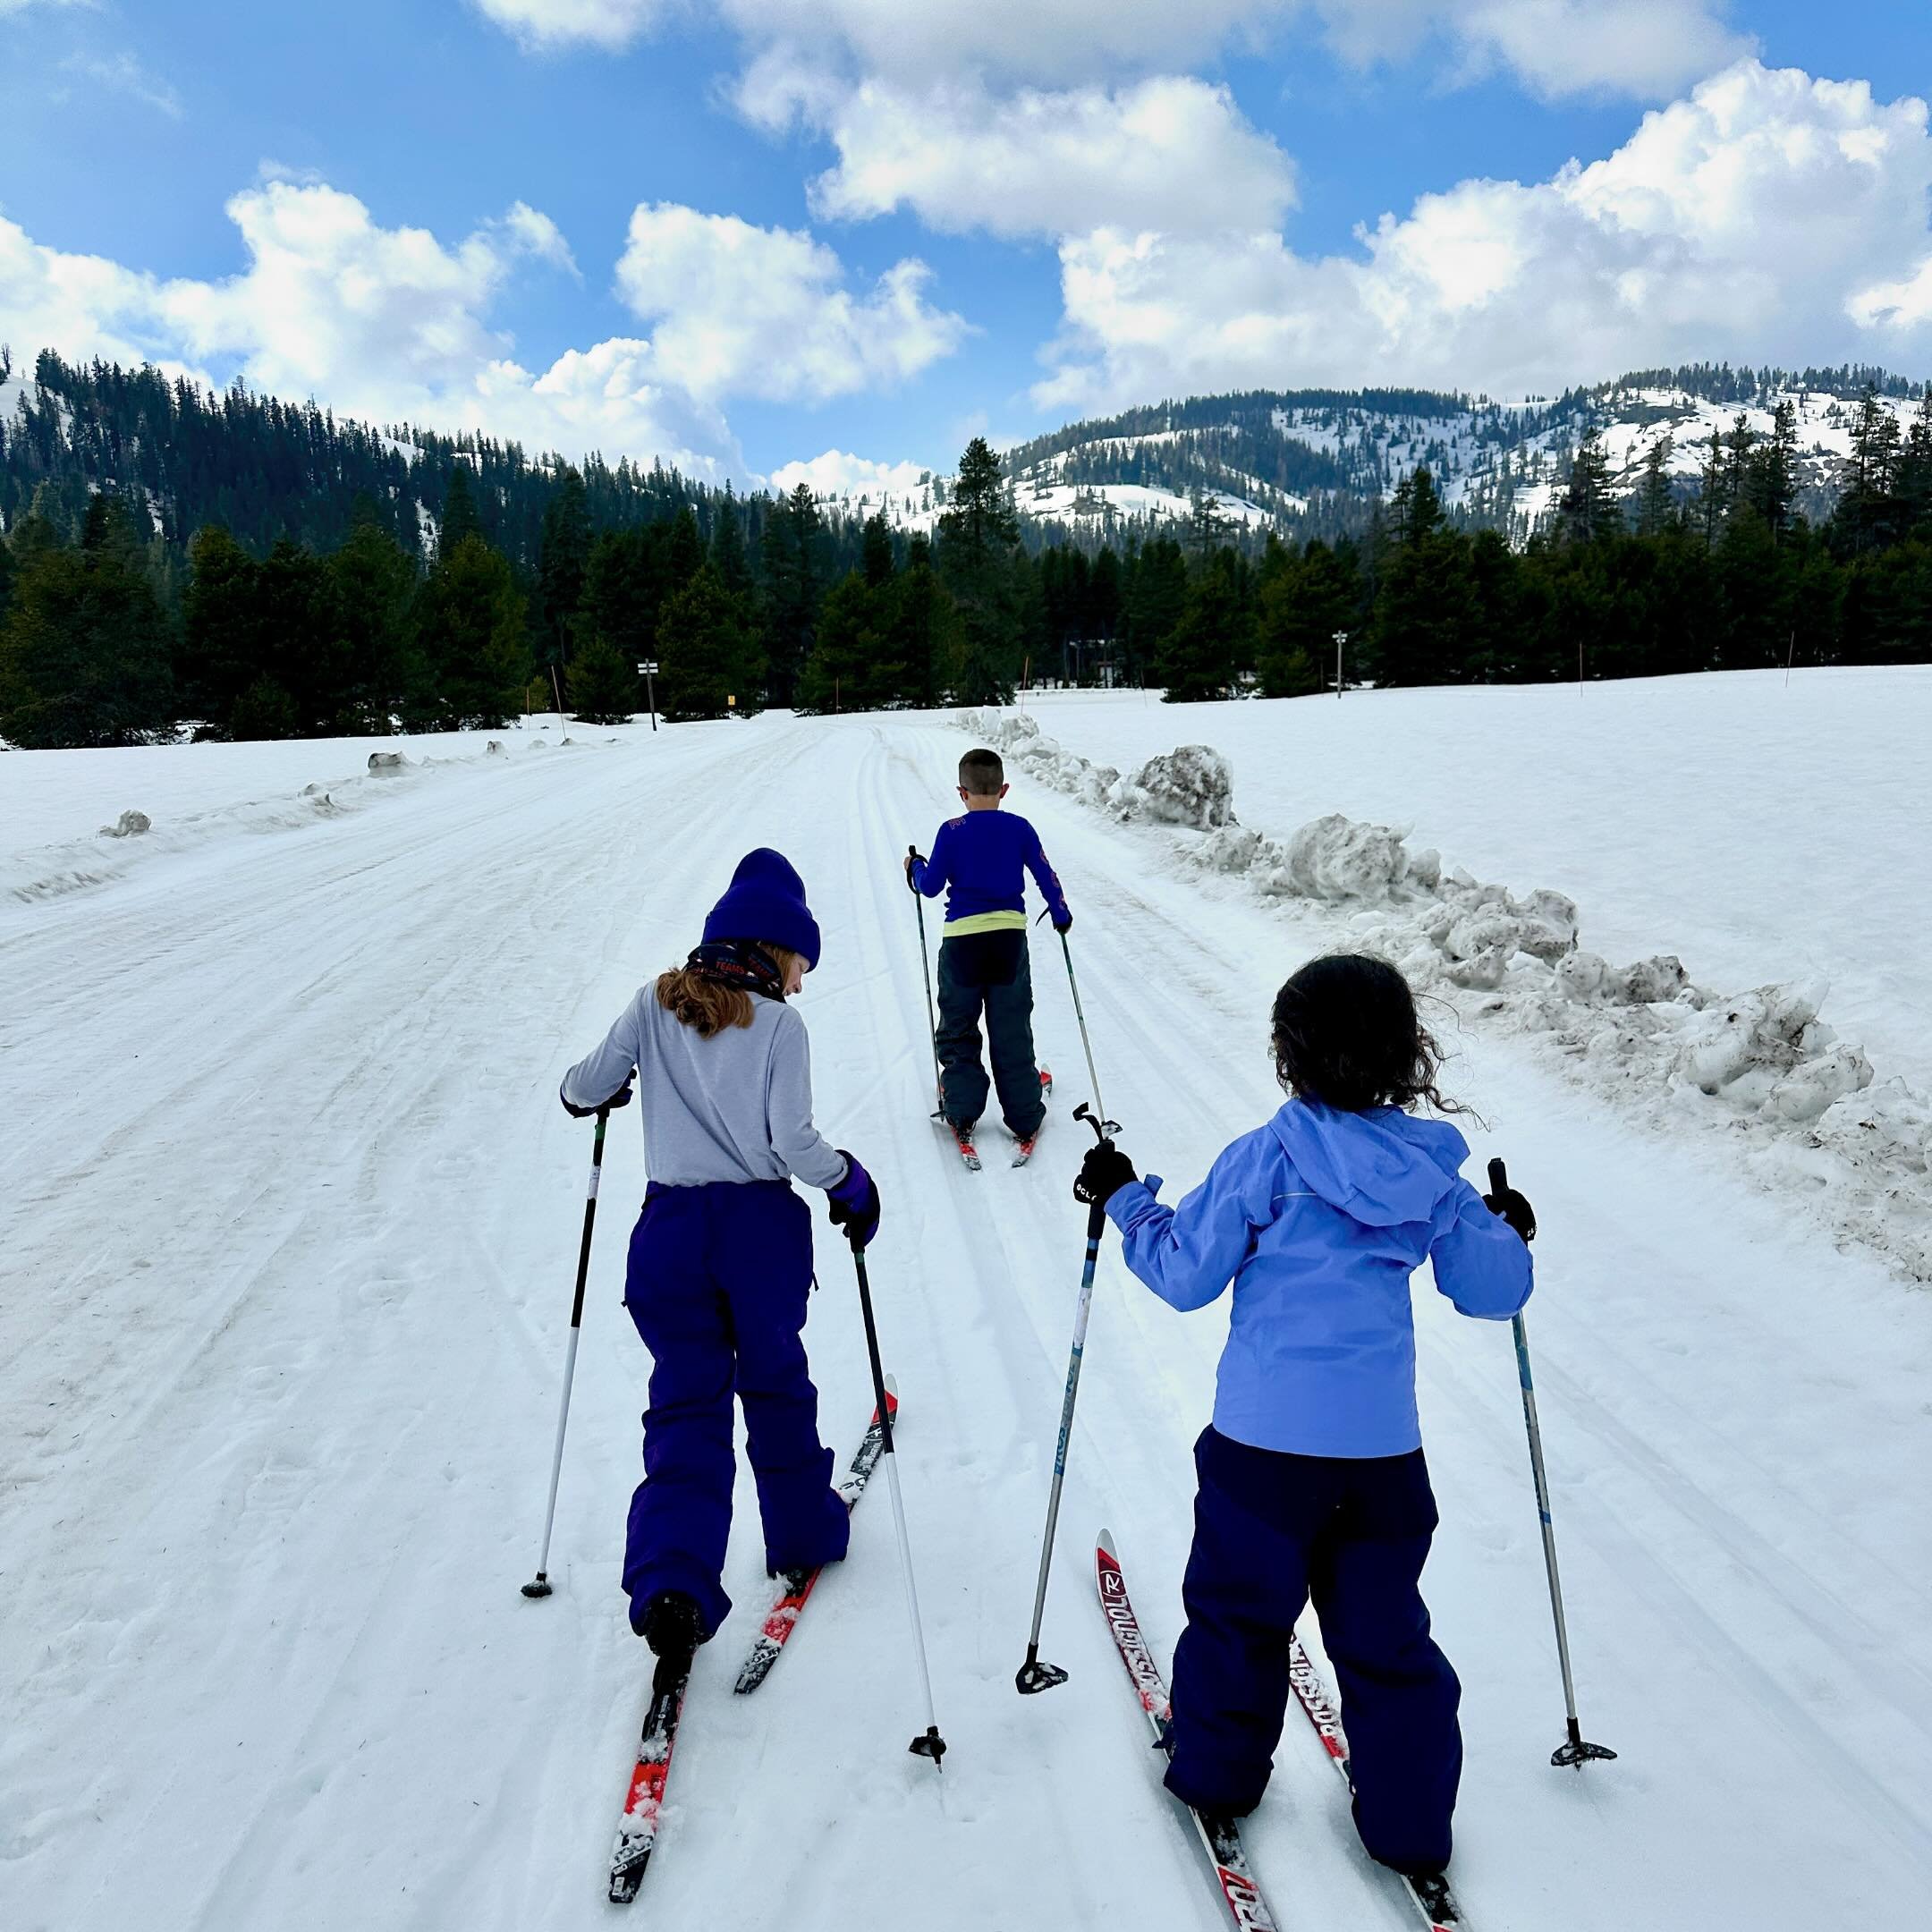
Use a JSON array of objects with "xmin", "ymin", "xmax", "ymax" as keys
[
  {"xmin": 637, "ymin": 660, "xmax": 659, "ymax": 732},
  {"xmin": 1332, "ymin": 631, "xmax": 1348, "ymax": 700}
]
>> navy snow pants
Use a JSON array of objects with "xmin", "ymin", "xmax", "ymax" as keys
[
  {"xmin": 1167, "ymin": 1426, "xmax": 1462, "ymax": 1872},
  {"xmin": 620, "ymin": 1180, "xmax": 850, "ymax": 1639},
  {"xmin": 936, "ymin": 930, "xmax": 1045, "ymax": 1136}
]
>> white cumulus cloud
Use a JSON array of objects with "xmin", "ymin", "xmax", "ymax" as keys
[
  {"xmin": 767, "ymin": 449, "xmax": 932, "ymax": 498},
  {"xmin": 0, "ymin": 181, "xmax": 966, "ymax": 479},
  {"xmin": 465, "ymin": 0, "xmax": 667, "ymax": 52},
  {"xmin": 614, "ymin": 204, "xmax": 967, "ymax": 403},
  {"xmin": 1035, "ymin": 62, "xmax": 1932, "ymax": 413},
  {"xmin": 799, "ymin": 74, "xmax": 1296, "ymax": 240},
  {"xmin": 474, "ymin": 0, "xmax": 1746, "ymax": 101}
]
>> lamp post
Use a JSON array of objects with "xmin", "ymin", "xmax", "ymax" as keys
[{"xmin": 1333, "ymin": 631, "xmax": 1348, "ymax": 700}]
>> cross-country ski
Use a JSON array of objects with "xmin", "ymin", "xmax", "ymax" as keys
[
  {"xmin": 734, "ymin": 1387, "xmax": 899, "ymax": 1697},
  {"xmin": 1095, "ymin": 1534, "xmax": 1284, "ymax": 1932}
]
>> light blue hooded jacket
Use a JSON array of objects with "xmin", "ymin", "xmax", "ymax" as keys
[{"xmin": 1106, "ymin": 1099, "xmax": 1533, "ymax": 1459}]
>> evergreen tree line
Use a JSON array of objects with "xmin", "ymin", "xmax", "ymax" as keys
[
  {"xmin": 8, "ymin": 372, "xmax": 1932, "ymax": 747},
  {"xmin": 1129, "ymin": 387, "xmax": 1932, "ymax": 701},
  {"xmin": 0, "ymin": 435, "xmax": 1065, "ymax": 744}
]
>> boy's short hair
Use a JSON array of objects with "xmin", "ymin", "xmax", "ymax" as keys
[{"xmin": 959, "ymin": 748, "xmax": 1004, "ymax": 796}]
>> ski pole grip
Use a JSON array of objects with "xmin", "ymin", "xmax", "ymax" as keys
[
  {"xmin": 1488, "ymin": 1157, "xmax": 1508, "ymax": 1193},
  {"xmin": 1074, "ymin": 1102, "xmax": 1111, "ymax": 1148}
]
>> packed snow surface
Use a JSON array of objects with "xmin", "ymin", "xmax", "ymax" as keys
[{"xmin": 4, "ymin": 685, "xmax": 1931, "ymax": 1931}]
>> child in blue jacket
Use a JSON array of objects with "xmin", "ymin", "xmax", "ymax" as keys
[
  {"xmin": 906, "ymin": 746, "xmax": 1071, "ymax": 1149},
  {"xmin": 1074, "ymin": 953, "xmax": 1535, "ymax": 1880}
]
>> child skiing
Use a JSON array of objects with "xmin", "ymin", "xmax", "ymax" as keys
[
  {"xmin": 906, "ymin": 746, "xmax": 1071, "ymax": 1151},
  {"xmin": 1072, "ymin": 953, "xmax": 1535, "ymax": 1882},
  {"xmin": 558, "ymin": 849, "xmax": 882, "ymax": 1672}
]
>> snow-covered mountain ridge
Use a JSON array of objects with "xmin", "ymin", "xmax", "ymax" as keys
[{"xmin": 805, "ymin": 366, "xmax": 1928, "ymax": 546}]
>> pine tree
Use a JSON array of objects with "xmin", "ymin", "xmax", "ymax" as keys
[
  {"xmin": 1185, "ymin": 488, "xmax": 1227, "ymax": 563},
  {"xmin": 664, "ymin": 506, "xmax": 704, "ymax": 592},
  {"xmin": 761, "ymin": 486, "xmax": 823, "ymax": 706},
  {"xmin": 414, "ymin": 533, "xmax": 529, "ymax": 728},
  {"xmin": 1722, "ymin": 413, "xmax": 1758, "ymax": 515},
  {"xmin": 1157, "ymin": 549, "xmax": 1242, "ymax": 702},
  {"xmin": 1835, "ymin": 386, "xmax": 1903, "ymax": 555},
  {"xmin": 327, "ymin": 515, "xmax": 419, "ymax": 729},
  {"xmin": 1697, "ymin": 428, "xmax": 1730, "ymax": 548},
  {"xmin": 181, "ymin": 525, "xmax": 263, "ymax": 727},
  {"xmin": 1635, "ymin": 437, "xmax": 1677, "ymax": 537},
  {"xmin": 1123, "ymin": 537, "xmax": 1187, "ymax": 683},
  {"xmin": 1894, "ymin": 386, "xmax": 1932, "ymax": 532},
  {"xmin": 861, "ymin": 511, "xmax": 894, "ymax": 589},
  {"xmin": 0, "ymin": 496, "xmax": 174, "ymax": 747},
  {"xmin": 580, "ymin": 527, "xmax": 656, "ymax": 685},
  {"xmin": 1258, "ymin": 538, "xmax": 1360, "ymax": 697},
  {"xmin": 439, "ymin": 461, "xmax": 483, "ymax": 555},
  {"xmin": 567, "ymin": 633, "xmax": 639, "ymax": 724},
  {"xmin": 657, "ymin": 563, "xmax": 759, "ymax": 720},
  {"xmin": 711, "ymin": 486, "xmax": 752, "ymax": 598},
  {"xmin": 799, "ymin": 570, "xmax": 902, "ymax": 713},
  {"xmin": 256, "ymin": 534, "xmax": 348, "ymax": 733},
  {"xmin": 1369, "ymin": 468, "xmax": 1473, "ymax": 688},
  {"xmin": 938, "ymin": 437, "xmax": 1021, "ymax": 702},
  {"xmin": 1557, "ymin": 431, "xmax": 1621, "ymax": 543},
  {"xmin": 538, "ymin": 466, "xmax": 591, "ymax": 673},
  {"xmin": 1747, "ymin": 401, "xmax": 1799, "ymax": 540},
  {"xmin": 889, "ymin": 534, "xmax": 963, "ymax": 707}
]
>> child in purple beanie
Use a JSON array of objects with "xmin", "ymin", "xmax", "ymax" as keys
[{"xmin": 560, "ymin": 848, "xmax": 880, "ymax": 1668}]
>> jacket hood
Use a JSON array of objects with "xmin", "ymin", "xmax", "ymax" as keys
[{"xmin": 1267, "ymin": 1098, "xmax": 1469, "ymax": 1229}]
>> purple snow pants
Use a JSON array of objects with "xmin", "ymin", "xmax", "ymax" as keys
[
  {"xmin": 1167, "ymin": 1426, "xmax": 1462, "ymax": 1871},
  {"xmin": 621, "ymin": 1180, "xmax": 850, "ymax": 1639}
]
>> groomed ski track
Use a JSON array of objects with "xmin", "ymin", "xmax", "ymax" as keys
[{"xmin": 4, "ymin": 708, "xmax": 1931, "ymax": 1931}]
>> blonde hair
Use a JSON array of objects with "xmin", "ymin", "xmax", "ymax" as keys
[{"xmin": 657, "ymin": 945, "xmax": 804, "ymax": 1038}]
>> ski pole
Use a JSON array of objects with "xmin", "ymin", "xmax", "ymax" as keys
[
  {"xmin": 1059, "ymin": 929, "xmax": 1110, "ymax": 1131},
  {"xmin": 522, "ymin": 1106, "xmax": 612, "ymax": 1599},
  {"xmin": 847, "ymin": 1232, "xmax": 947, "ymax": 1767},
  {"xmin": 1491, "ymin": 1158, "xmax": 1615, "ymax": 1770},
  {"xmin": 1016, "ymin": 1103, "xmax": 1115, "ymax": 1693},
  {"xmin": 907, "ymin": 844, "xmax": 945, "ymax": 1114}
]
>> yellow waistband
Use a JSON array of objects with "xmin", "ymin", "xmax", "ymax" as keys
[{"xmin": 943, "ymin": 911, "xmax": 1029, "ymax": 936}]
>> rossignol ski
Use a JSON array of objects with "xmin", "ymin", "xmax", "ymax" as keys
[
  {"xmin": 607, "ymin": 1657, "xmax": 688, "ymax": 1903},
  {"xmin": 734, "ymin": 1385, "xmax": 898, "ymax": 1695},
  {"xmin": 1096, "ymin": 1533, "xmax": 1284, "ymax": 1932},
  {"xmin": 606, "ymin": 1395, "xmax": 899, "ymax": 1902},
  {"xmin": 935, "ymin": 1115, "xmax": 982, "ymax": 1171},
  {"xmin": 1010, "ymin": 1067, "xmax": 1053, "ymax": 1165},
  {"xmin": 1286, "ymin": 1635, "xmax": 1466, "ymax": 1931}
]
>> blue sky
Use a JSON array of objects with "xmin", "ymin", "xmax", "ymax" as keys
[{"xmin": 3, "ymin": 1, "xmax": 1931, "ymax": 487}]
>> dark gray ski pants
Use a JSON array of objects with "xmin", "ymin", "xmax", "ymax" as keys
[{"xmin": 936, "ymin": 930, "xmax": 1045, "ymax": 1136}]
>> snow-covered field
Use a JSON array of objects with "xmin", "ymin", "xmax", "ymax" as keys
[
  {"xmin": 4, "ymin": 682, "xmax": 1931, "ymax": 1932},
  {"xmin": 1010, "ymin": 670, "xmax": 1932, "ymax": 1090}
]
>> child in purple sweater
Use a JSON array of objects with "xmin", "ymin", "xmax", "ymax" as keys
[{"xmin": 906, "ymin": 747, "xmax": 1071, "ymax": 1151}]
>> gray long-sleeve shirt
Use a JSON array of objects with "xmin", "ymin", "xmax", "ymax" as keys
[{"xmin": 561, "ymin": 980, "xmax": 848, "ymax": 1191}]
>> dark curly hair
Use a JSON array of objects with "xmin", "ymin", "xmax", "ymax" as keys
[{"xmin": 1270, "ymin": 953, "xmax": 1459, "ymax": 1114}]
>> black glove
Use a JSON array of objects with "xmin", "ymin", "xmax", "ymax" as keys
[
  {"xmin": 1483, "ymin": 1159, "xmax": 1536, "ymax": 1244},
  {"xmin": 1074, "ymin": 1140, "xmax": 1138, "ymax": 1208},
  {"xmin": 826, "ymin": 1149, "xmax": 881, "ymax": 1248},
  {"xmin": 560, "ymin": 1074, "xmax": 634, "ymax": 1119}
]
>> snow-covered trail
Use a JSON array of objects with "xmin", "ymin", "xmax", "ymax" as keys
[{"xmin": 4, "ymin": 712, "xmax": 1929, "ymax": 1931}]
